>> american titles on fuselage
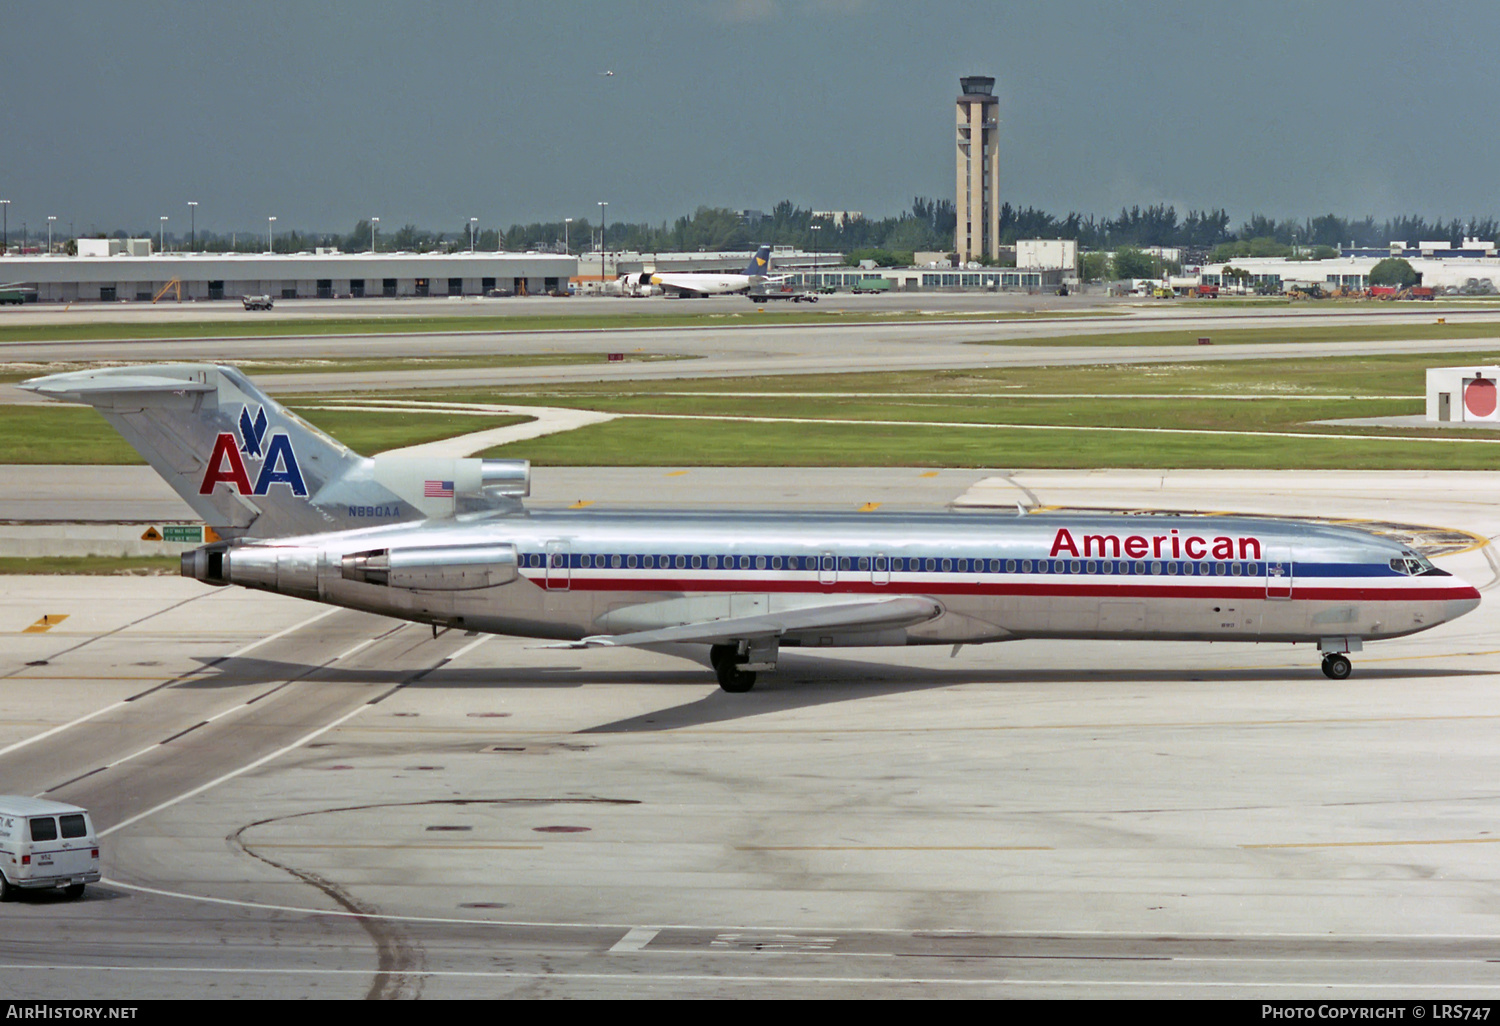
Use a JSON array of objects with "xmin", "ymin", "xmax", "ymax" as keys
[{"xmin": 1051, "ymin": 527, "xmax": 1260, "ymax": 561}]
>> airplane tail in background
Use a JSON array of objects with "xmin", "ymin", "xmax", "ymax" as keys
[
  {"xmin": 21, "ymin": 364, "xmax": 530, "ymax": 539},
  {"xmin": 742, "ymin": 244, "xmax": 773, "ymax": 277}
]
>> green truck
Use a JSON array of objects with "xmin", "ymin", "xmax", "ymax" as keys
[
  {"xmin": 0, "ymin": 284, "xmax": 35, "ymax": 305},
  {"xmin": 850, "ymin": 277, "xmax": 892, "ymax": 294}
]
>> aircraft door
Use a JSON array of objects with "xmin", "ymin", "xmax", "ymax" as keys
[
  {"xmin": 1265, "ymin": 546, "xmax": 1293, "ymax": 600},
  {"xmin": 545, "ymin": 540, "xmax": 571, "ymax": 591}
]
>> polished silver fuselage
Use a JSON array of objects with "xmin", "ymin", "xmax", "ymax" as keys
[{"xmin": 212, "ymin": 509, "xmax": 1481, "ymax": 649}]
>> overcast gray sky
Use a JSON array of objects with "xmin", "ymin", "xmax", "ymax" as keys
[{"xmin": 4, "ymin": 0, "xmax": 1496, "ymax": 237}]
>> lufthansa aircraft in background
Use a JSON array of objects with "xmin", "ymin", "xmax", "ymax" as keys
[
  {"xmin": 23, "ymin": 365, "xmax": 1481, "ymax": 690},
  {"xmin": 620, "ymin": 244, "xmax": 779, "ymax": 298}
]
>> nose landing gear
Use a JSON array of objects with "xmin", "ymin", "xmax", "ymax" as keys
[
  {"xmin": 1318, "ymin": 637, "xmax": 1361, "ymax": 681},
  {"xmin": 1321, "ymin": 653, "xmax": 1353, "ymax": 680}
]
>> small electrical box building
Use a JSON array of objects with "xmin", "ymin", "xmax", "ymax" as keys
[{"xmin": 1427, "ymin": 366, "xmax": 1500, "ymax": 422}]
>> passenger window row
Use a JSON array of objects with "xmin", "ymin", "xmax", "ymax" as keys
[{"xmin": 519, "ymin": 553, "xmax": 1265, "ymax": 577}]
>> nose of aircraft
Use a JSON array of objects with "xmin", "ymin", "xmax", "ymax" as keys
[{"xmin": 1443, "ymin": 576, "xmax": 1482, "ymax": 622}]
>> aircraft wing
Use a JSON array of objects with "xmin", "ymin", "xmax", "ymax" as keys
[{"xmin": 555, "ymin": 594, "xmax": 942, "ymax": 648}]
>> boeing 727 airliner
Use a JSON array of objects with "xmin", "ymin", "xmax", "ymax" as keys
[{"xmin": 22, "ymin": 365, "xmax": 1480, "ymax": 690}]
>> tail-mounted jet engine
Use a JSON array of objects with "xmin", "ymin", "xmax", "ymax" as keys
[{"xmin": 184, "ymin": 541, "xmax": 519, "ymax": 595}]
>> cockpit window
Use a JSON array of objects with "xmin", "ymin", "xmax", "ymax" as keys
[{"xmin": 1390, "ymin": 554, "xmax": 1445, "ymax": 576}]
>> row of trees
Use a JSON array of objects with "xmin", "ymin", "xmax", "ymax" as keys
[
  {"xmin": 99, "ymin": 204, "xmax": 1500, "ymax": 259},
  {"xmin": 480, "ymin": 204, "xmax": 1500, "ymax": 259}
]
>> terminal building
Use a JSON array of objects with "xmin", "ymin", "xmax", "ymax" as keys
[
  {"xmin": 0, "ymin": 250, "xmax": 578, "ymax": 303},
  {"xmin": 1198, "ymin": 240, "xmax": 1500, "ymax": 294}
]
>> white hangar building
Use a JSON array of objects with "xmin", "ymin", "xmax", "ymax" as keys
[{"xmin": 0, "ymin": 251, "xmax": 578, "ymax": 303}]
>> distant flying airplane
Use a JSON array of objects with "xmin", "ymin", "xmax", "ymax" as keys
[
  {"xmin": 23, "ymin": 365, "xmax": 1482, "ymax": 691},
  {"xmin": 599, "ymin": 70, "xmax": 615, "ymax": 76},
  {"xmin": 632, "ymin": 245, "xmax": 780, "ymax": 298}
]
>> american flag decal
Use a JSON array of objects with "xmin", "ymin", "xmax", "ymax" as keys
[{"xmin": 424, "ymin": 480, "xmax": 455, "ymax": 498}]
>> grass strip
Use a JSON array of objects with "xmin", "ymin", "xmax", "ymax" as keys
[
  {"xmin": 0, "ymin": 555, "xmax": 179, "ymax": 575},
  {"xmin": 8, "ymin": 350, "xmax": 1500, "ymax": 469},
  {"xmin": 0, "ymin": 352, "xmax": 689, "ymax": 384},
  {"xmin": 0, "ymin": 406, "xmax": 531, "ymax": 464},
  {"xmin": 478, "ymin": 416, "xmax": 1500, "ymax": 471},
  {"xmin": 971, "ymin": 321, "xmax": 1500, "ymax": 347},
  {"xmin": 0, "ymin": 307, "xmax": 1112, "ymax": 345}
]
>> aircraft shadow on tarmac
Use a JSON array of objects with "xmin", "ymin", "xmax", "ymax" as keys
[{"xmin": 180, "ymin": 649, "xmax": 1494, "ymax": 734}]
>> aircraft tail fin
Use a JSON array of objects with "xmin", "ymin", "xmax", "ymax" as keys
[
  {"xmin": 21, "ymin": 364, "xmax": 530, "ymax": 540},
  {"xmin": 742, "ymin": 244, "xmax": 773, "ymax": 277},
  {"xmin": 21, "ymin": 364, "xmax": 384, "ymax": 539}
]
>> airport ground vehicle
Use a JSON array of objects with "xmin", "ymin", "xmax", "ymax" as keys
[
  {"xmin": 0, "ymin": 798, "xmax": 100, "ymax": 900},
  {"xmin": 850, "ymin": 278, "xmax": 892, "ymax": 294},
  {"xmin": 0, "ymin": 282, "xmax": 36, "ymax": 305},
  {"xmin": 22, "ymin": 365, "xmax": 1482, "ymax": 691},
  {"xmin": 242, "ymin": 295, "xmax": 274, "ymax": 311},
  {"xmin": 749, "ymin": 288, "xmax": 817, "ymax": 303}
]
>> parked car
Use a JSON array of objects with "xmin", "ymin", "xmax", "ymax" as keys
[{"xmin": 242, "ymin": 295, "xmax": 274, "ymax": 310}]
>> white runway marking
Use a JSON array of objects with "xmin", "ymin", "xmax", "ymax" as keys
[
  {"xmin": 0, "ymin": 598, "xmax": 335, "ymax": 761},
  {"xmin": 97, "ymin": 624, "xmax": 481, "ymax": 836},
  {"xmin": 0, "ymin": 700, "xmax": 128, "ymax": 758},
  {"xmin": 98, "ymin": 701, "xmax": 372, "ymax": 837},
  {"xmin": 223, "ymin": 607, "xmax": 341, "ymax": 659},
  {"xmin": 94, "ymin": 878, "xmax": 1500, "ymax": 942},
  {"xmin": 609, "ymin": 927, "xmax": 659, "ymax": 953}
]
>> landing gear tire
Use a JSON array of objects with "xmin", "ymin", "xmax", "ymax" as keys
[
  {"xmin": 710, "ymin": 644, "xmax": 757, "ymax": 693},
  {"xmin": 1321, "ymin": 654, "xmax": 1352, "ymax": 680}
]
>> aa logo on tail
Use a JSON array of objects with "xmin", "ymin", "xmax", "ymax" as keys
[{"xmin": 199, "ymin": 405, "xmax": 308, "ymax": 497}]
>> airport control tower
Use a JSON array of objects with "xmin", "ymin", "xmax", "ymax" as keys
[{"xmin": 955, "ymin": 75, "xmax": 1000, "ymax": 263}]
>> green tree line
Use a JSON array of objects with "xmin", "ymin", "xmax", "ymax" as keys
[{"xmin": 103, "ymin": 205, "xmax": 1500, "ymax": 259}]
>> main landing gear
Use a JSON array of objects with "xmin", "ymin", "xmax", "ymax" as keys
[
  {"xmin": 710, "ymin": 644, "xmax": 756, "ymax": 693},
  {"xmin": 1321, "ymin": 653, "xmax": 1352, "ymax": 680}
]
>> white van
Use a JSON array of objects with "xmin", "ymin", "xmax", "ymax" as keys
[{"xmin": 0, "ymin": 797, "xmax": 100, "ymax": 900}]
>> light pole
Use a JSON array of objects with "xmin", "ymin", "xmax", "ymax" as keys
[
  {"xmin": 597, "ymin": 201, "xmax": 607, "ymax": 287},
  {"xmin": 0, "ymin": 200, "xmax": 8, "ymax": 254},
  {"xmin": 469, "ymin": 217, "xmax": 478, "ymax": 254},
  {"xmin": 187, "ymin": 201, "xmax": 197, "ymax": 251},
  {"xmin": 370, "ymin": 217, "xmax": 379, "ymax": 253},
  {"xmin": 564, "ymin": 217, "xmax": 572, "ymax": 255},
  {"xmin": 810, "ymin": 223, "xmax": 821, "ymax": 288},
  {"xmin": 159, "ymin": 216, "xmax": 168, "ymax": 253},
  {"xmin": 267, "ymin": 216, "xmax": 276, "ymax": 253},
  {"xmin": 47, "ymin": 216, "xmax": 56, "ymax": 255}
]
